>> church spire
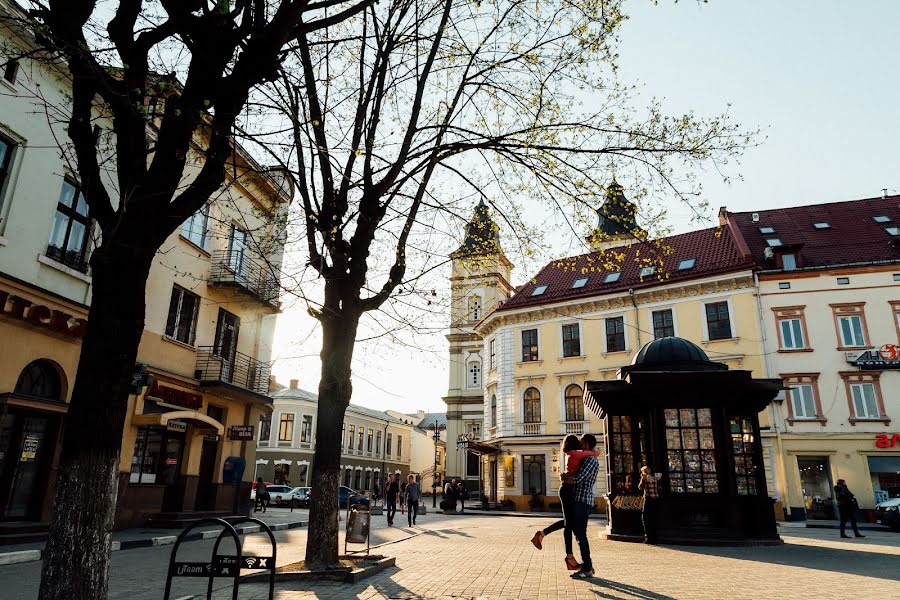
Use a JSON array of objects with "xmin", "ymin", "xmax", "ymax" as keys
[
  {"xmin": 588, "ymin": 178, "xmax": 643, "ymax": 252},
  {"xmin": 456, "ymin": 199, "xmax": 502, "ymax": 256}
]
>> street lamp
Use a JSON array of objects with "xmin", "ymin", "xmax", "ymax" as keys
[{"xmin": 429, "ymin": 420, "xmax": 446, "ymax": 507}]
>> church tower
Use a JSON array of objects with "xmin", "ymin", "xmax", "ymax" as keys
[
  {"xmin": 587, "ymin": 179, "xmax": 645, "ymax": 252},
  {"xmin": 443, "ymin": 200, "xmax": 514, "ymax": 492}
]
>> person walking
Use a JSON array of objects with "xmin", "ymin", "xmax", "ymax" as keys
[
  {"xmin": 400, "ymin": 480, "xmax": 407, "ymax": 515},
  {"xmin": 562, "ymin": 433, "xmax": 600, "ymax": 579},
  {"xmin": 457, "ymin": 480, "xmax": 467, "ymax": 513},
  {"xmin": 445, "ymin": 478, "xmax": 458, "ymax": 512},
  {"xmin": 385, "ymin": 473, "xmax": 400, "ymax": 526},
  {"xmin": 405, "ymin": 475, "xmax": 421, "ymax": 526},
  {"xmin": 835, "ymin": 479, "xmax": 865, "ymax": 539},
  {"xmin": 638, "ymin": 466, "xmax": 660, "ymax": 544},
  {"xmin": 254, "ymin": 477, "xmax": 268, "ymax": 513},
  {"xmin": 530, "ymin": 434, "xmax": 598, "ymax": 570}
]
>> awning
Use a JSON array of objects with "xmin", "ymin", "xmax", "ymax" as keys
[
  {"xmin": 132, "ymin": 410, "xmax": 225, "ymax": 435},
  {"xmin": 459, "ymin": 440, "xmax": 501, "ymax": 456}
]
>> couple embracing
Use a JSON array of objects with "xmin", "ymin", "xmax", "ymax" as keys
[{"xmin": 530, "ymin": 433, "xmax": 599, "ymax": 579}]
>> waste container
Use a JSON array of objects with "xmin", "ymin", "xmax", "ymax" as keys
[{"xmin": 346, "ymin": 506, "xmax": 370, "ymax": 544}]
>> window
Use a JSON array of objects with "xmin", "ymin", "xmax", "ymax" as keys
[
  {"xmin": 376, "ymin": 430, "xmax": 382, "ymax": 454},
  {"xmin": 766, "ymin": 238, "xmax": 783, "ymax": 247},
  {"xmin": 386, "ymin": 432, "xmax": 393, "ymax": 456},
  {"xmin": 164, "ymin": 285, "xmax": 200, "ymax": 345},
  {"xmin": 3, "ymin": 58, "xmax": 18, "ymax": 84},
  {"xmin": 652, "ymin": 309, "xmax": 674, "ymax": 339},
  {"xmin": 677, "ymin": 258, "xmax": 696, "ymax": 271},
  {"xmin": 341, "ymin": 424, "xmax": 346, "ymax": 449},
  {"xmin": 789, "ymin": 384, "xmax": 817, "ymax": 419},
  {"xmin": 779, "ymin": 282, "xmax": 791, "ymax": 289},
  {"xmin": 490, "ymin": 394, "xmax": 497, "ymax": 428},
  {"xmin": 357, "ymin": 426, "xmax": 364, "ymax": 450},
  {"xmin": 522, "ymin": 455, "xmax": 546, "ymax": 496},
  {"xmin": 603, "ymin": 272, "xmax": 621, "ymax": 283},
  {"xmin": 48, "ymin": 180, "xmax": 91, "ymax": 273},
  {"xmin": 467, "ymin": 361, "xmax": 482, "ymax": 388},
  {"xmin": 730, "ymin": 417, "xmax": 760, "ymax": 496},
  {"xmin": 365, "ymin": 470, "xmax": 371, "ymax": 491},
  {"xmin": 521, "ymin": 329, "xmax": 539, "ymax": 362},
  {"xmin": 758, "ymin": 226, "xmax": 776, "ymax": 234},
  {"xmin": 665, "ymin": 408, "xmax": 717, "ymax": 494},
  {"xmin": 274, "ymin": 464, "xmax": 291, "ymax": 485},
  {"xmin": 838, "ymin": 315, "xmax": 865, "ymax": 347},
  {"xmin": 397, "ymin": 436, "xmax": 402, "ymax": 458},
  {"xmin": 531, "ymin": 285, "xmax": 548, "ymax": 296},
  {"xmin": 523, "ymin": 387, "xmax": 541, "ymax": 423},
  {"xmin": 259, "ymin": 417, "xmax": 271, "ymax": 443},
  {"xmin": 639, "ymin": 265, "xmax": 656, "ymax": 278},
  {"xmin": 181, "ymin": 204, "xmax": 209, "ymax": 249},
  {"xmin": 561, "ymin": 323, "xmax": 580, "ymax": 357},
  {"xmin": 278, "ymin": 413, "xmax": 294, "ymax": 442},
  {"xmin": 813, "ymin": 222, "xmax": 830, "ymax": 229},
  {"xmin": 781, "ymin": 253, "xmax": 797, "ymax": 270},
  {"xmin": 301, "ymin": 415, "xmax": 313, "ymax": 443},
  {"xmin": 873, "ymin": 215, "xmax": 892, "ymax": 223},
  {"xmin": 130, "ymin": 427, "xmax": 163, "ymax": 483},
  {"xmin": 564, "ymin": 385, "xmax": 584, "ymax": 422},
  {"xmin": 837, "ymin": 277, "xmax": 850, "ymax": 285},
  {"xmin": 705, "ymin": 301, "xmax": 732, "ymax": 340},
  {"xmin": 228, "ymin": 225, "xmax": 249, "ymax": 281},
  {"xmin": 354, "ymin": 469, "xmax": 362, "ymax": 490},
  {"xmin": 894, "ymin": 274, "xmax": 900, "ymax": 282},
  {"xmin": 779, "ymin": 318, "xmax": 805, "ymax": 350},
  {"xmin": 15, "ymin": 360, "xmax": 62, "ymax": 400},
  {"xmin": 886, "ymin": 227, "xmax": 900, "ymax": 236},
  {"xmin": 489, "ymin": 339, "xmax": 496, "ymax": 370},
  {"xmin": 344, "ymin": 469, "xmax": 352, "ymax": 487},
  {"xmin": 605, "ymin": 316, "xmax": 625, "ymax": 352},
  {"xmin": 572, "ymin": 277, "xmax": 588, "ymax": 289},
  {"xmin": 348, "ymin": 425, "xmax": 355, "ymax": 450},
  {"xmin": 851, "ymin": 383, "xmax": 880, "ymax": 419},
  {"xmin": 0, "ymin": 134, "xmax": 15, "ymax": 210},
  {"xmin": 468, "ymin": 295, "xmax": 482, "ymax": 321},
  {"xmin": 367, "ymin": 429, "xmax": 373, "ymax": 452}
]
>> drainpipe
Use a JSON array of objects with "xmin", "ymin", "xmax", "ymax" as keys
[{"xmin": 628, "ymin": 289, "xmax": 641, "ymax": 348}]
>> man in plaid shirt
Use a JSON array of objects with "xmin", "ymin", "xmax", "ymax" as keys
[
  {"xmin": 562, "ymin": 433, "xmax": 600, "ymax": 579},
  {"xmin": 638, "ymin": 466, "xmax": 660, "ymax": 544}
]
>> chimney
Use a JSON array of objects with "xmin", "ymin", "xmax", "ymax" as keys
[
  {"xmin": 417, "ymin": 410, "xmax": 426, "ymax": 419},
  {"xmin": 268, "ymin": 375, "xmax": 277, "ymax": 391},
  {"xmin": 883, "ymin": 188, "xmax": 889, "ymax": 200},
  {"xmin": 289, "ymin": 379, "xmax": 299, "ymax": 389}
]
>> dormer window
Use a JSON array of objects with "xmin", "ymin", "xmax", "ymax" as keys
[
  {"xmin": 677, "ymin": 258, "xmax": 696, "ymax": 271},
  {"xmin": 639, "ymin": 265, "xmax": 656, "ymax": 278},
  {"xmin": 531, "ymin": 285, "xmax": 548, "ymax": 296},
  {"xmin": 572, "ymin": 277, "xmax": 588, "ymax": 289},
  {"xmin": 780, "ymin": 253, "xmax": 797, "ymax": 271},
  {"xmin": 603, "ymin": 272, "xmax": 621, "ymax": 283},
  {"xmin": 766, "ymin": 238, "xmax": 783, "ymax": 247},
  {"xmin": 873, "ymin": 215, "xmax": 892, "ymax": 223},
  {"xmin": 759, "ymin": 226, "xmax": 776, "ymax": 234},
  {"xmin": 813, "ymin": 222, "xmax": 830, "ymax": 229},
  {"xmin": 885, "ymin": 226, "xmax": 900, "ymax": 236}
]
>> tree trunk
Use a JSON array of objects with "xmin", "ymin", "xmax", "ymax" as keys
[
  {"xmin": 38, "ymin": 244, "xmax": 154, "ymax": 600},
  {"xmin": 304, "ymin": 312, "xmax": 359, "ymax": 569}
]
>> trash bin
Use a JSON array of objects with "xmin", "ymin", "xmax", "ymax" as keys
[{"xmin": 346, "ymin": 506, "xmax": 370, "ymax": 544}]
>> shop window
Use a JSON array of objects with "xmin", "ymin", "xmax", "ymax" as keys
[
  {"xmin": 665, "ymin": 408, "xmax": 717, "ymax": 494},
  {"xmin": 181, "ymin": 203, "xmax": 210, "ymax": 250},
  {"xmin": 564, "ymin": 385, "xmax": 584, "ymax": 422},
  {"xmin": 730, "ymin": 417, "xmax": 760, "ymax": 495},
  {"xmin": 523, "ymin": 387, "xmax": 541, "ymax": 423},
  {"xmin": 278, "ymin": 413, "xmax": 294, "ymax": 442},
  {"xmin": 0, "ymin": 133, "xmax": 16, "ymax": 212},
  {"xmin": 868, "ymin": 456, "xmax": 900, "ymax": 502},
  {"xmin": 521, "ymin": 329, "xmax": 539, "ymax": 362},
  {"xmin": 605, "ymin": 316, "xmax": 625, "ymax": 352},
  {"xmin": 274, "ymin": 463, "xmax": 291, "ymax": 485},
  {"xmin": 561, "ymin": 323, "xmax": 580, "ymax": 357},
  {"xmin": 652, "ymin": 309, "xmax": 674, "ymax": 339},
  {"xmin": 522, "ymin": 454, "xmax": 546, "ymax": 496},
  {"xmin": 348, "ymin": 425, "xmax": 355, "ymax": 450},
  {"xmin": 164, "ymin": 285, "xmax": 200, "ymax": 345},
  {"xmin": 130, "ymin": 427, "xmax": 183, "ymax": 485},
  {"xmin": 301, "ymin": 415, "xmax": 313, "ymax": 443},
  {"xmin": 47, "ymin": 180, "xmax": 92, "ymax": 273},
  {"xmin": 798, "ymin": 456, "xmax": 834, "ymax": 519},
  {"xmin": 15, "ymin": 360, "xmax": 62, "ymax": 400},
  {"xmin": 705, "ymin": 301, "xmax": 732, "ymax": 340}
]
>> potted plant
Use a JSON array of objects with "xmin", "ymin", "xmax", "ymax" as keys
[{"xmin": 500, "ymin": 498, "xmax": 515, "ymax": 511}]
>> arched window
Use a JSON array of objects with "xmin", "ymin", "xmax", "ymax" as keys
[
  {"xmin": 364, "ymin": 470, "xmax": 371, "ymax": 491},
  {"xmin": 354, "ymin": 469, "xmax": 362, "ymax": 490},
  {"xmin": 344, "ymin": 468, "xmax": 352, "ymax": 487},
  {"xmin": 524, "ymin": 387, "xmax": 541, "ymax": 423},
  {"xmin": 565, "ymin": 385, "xmax": 584, "ymax": 422},
  {"xmin": 15, "ymin": 360, "xmax": 62, "ymax": 400},
  {"xmin": 490, "ymin": 394, "xmax": 497, "ymax": 428},
  {"xmin": 468, "ymin": 295, "xmax": 482, "ymax": 321},
  {"xmin": 467, "ymin": 361, "xmax": 482, "ymax": 389}
]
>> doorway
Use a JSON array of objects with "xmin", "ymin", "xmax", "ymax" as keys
[
  {"xmin": 0, "ymin": 411, "xmax": 55, "ymax": 520},
  {"xmin": 195, "ymin": 438, "xmax": 219, "ymax": 511},
  {"xmin": 214, "ymin": 308, "xmax": 240, "ymax": 382},
  {"xmin": 798, "ymin": 456, "xmax": 835, "ymax": 520},
  {"xmin": 490, "ymin": 459, "xmax": 498, "ymax": 502}
]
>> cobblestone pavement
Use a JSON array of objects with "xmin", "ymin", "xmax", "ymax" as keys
[{"xmin": 222, "ymin": 514, "xmax": 900, "ymax": 600}]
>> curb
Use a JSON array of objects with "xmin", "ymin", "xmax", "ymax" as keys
[
  {"xmin": 0, "ymin": 521, "xmax": 305, "ymax": 566},
  {"xmin": 456, "ymin": 510, "xmax": 608, "ymax": 521}
]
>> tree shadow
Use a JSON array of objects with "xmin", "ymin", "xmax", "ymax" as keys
[
  {"xmin": 420, "ymin": 528, "xmax": 475, "ymax": 539},
  {"xmin": 591, "ymin": 578, "xmax": 677, "ymax": 600}
]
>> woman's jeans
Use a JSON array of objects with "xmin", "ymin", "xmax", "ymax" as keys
[{"xmin": 542, "ymin": 483, "xmax": 574, "ymax": 554}]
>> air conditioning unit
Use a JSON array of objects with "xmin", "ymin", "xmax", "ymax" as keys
[{"xmin": 763, "ymin": 247, "xmax": 774, "ymax": 260}]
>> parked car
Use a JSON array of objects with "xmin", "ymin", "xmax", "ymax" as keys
[
  {"xmin": 875, "ymin": 497, "xmax": 900, "ymax": 531},
  {"xmin": 289, "ymin": 487, "xmax": 311, "ymax": 508},
  {"xmin": 264, "ymin": 485, "xmax": 298, "ymax": 507},
  {"xmin": 308, "ymin": 486, "xmax": 369, "ymax": 508}
]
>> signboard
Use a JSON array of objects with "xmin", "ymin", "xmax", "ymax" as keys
[
  {"xmin": 167, "ymin": 420, "xmax": 187, "ymax": 433},
  {"xmin": 876, "ymin": 433, "xmax": 900, "ymax": 448},
  {"xmin": 165, "ymin": 458, "xmax": 178, "ymax": 465},
  {"xmin": 148, "ymin": 382, "xmax": 203, "ymax": 410},
  {"xmin": 0, "ymin": 288, "xmax": 87, "ymax": 338},
  {"xmin": 848, "ymin": 345, "xmax": 900, "ymax": 370},
  {"xmin": 20, "ymin": 434, "xmax": 39, "ymax": 461},
  {"xmin": 228, "ymin": 425, "xmax": 254, "ymax": 441},
  {"xmin": 202, "ymin": 434, "xmax": 220, "ymax": 442}
]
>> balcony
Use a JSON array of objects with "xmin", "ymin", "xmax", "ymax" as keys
[
  {"xmin": 562, "ymin": 421, "xmax": 588, "ymax": 435},
  {"xmin": 194, "ymin": 347, "xmax": 271, "ymax": 397},
  {"xmin": 208, "ymin": 249, "xmax": 280, "ymax": 308},
  {"xmin": 519, "ymin": 422, "xmax": 545, "ymax": 436},
  {"xmin": 46, "ymin": 244, "xmax": 90, "ymax": 274}
]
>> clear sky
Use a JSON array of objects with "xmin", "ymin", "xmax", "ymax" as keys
[{"xmin": 270, "ymin": 0, "xmax": 900, "ymax": 413}]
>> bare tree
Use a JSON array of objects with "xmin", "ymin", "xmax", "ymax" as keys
[
  {"xmin": 247, "ymin": 0, "xmax": 756, "ymax": 568},
  {"xmin": 4, "ymin": 2, "xmax": 372, "ymax": 598}
]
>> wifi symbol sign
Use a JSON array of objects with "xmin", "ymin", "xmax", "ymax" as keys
[{"xmin": 244, "ymin": 557, "xmax": 258, "ymax": 568}]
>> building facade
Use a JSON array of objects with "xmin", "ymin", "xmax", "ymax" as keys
[
  {"xmin": 723, "ymin": 196, "xmax": 900, "ymax": 518},
  {"xmin": 255, "ymin": 380, "xmax": 413, "ymax": 495},
  {"xmin": 387, "ymin": 410, "xmax": 447, "ymax": 494},
  {"xmin": 0, "ymin": 3, "xmax": 288, "ymax": 529}
]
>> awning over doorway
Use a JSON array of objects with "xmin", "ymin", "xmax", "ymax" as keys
[
  {"xmin": 459, "ymin": 440, "xmax": 501, "ymax": 456},
  {"xmin": 131, "ymin": 410, "xmax": 225, "ymax": 435}
]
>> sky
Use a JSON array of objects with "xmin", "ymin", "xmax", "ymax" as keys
[{"xmin": 269, "ymin": 0, "xmax": 900, "ymax": 414}]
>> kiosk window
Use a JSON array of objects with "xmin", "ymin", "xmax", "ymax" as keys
[{"xmin": 665, "ymin": 408, "xmax": 718, "ymax": 494}]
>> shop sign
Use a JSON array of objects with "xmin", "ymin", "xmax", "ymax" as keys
[
  {"xmin": 166, "ymin": 420, "xmax": 187, "ymax": 433},
  {"xmin": 20, "ymin": 434, "xmax": 39, "ymax": 461},
  {"xmin": 165, "ymin": 458, "xmax": 178, "ymax": 465},
  {"xmin": 228, "ymin": 425, "xmax": 254, "ymax": 441},
  {"xmin": 848, "ymin": 345, "xmax": 900, "ymax": 370},
  {"xmin": 202, "ymin": 434, "xmax": 220, "ymax": 442},
  {"xmin": 876, "ymin": 433, "xmax": 900, "ymax": 448},
  {"xmin": 148, "ymin": 382, "xmax": 203, "ymax": 410},
  {"xmin": 0, "ymin": 288, "xmax": 87, "ymax": 338}
]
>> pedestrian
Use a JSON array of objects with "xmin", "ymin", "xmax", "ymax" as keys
[
  {"xmin": 530, "ymin": 434, "xmax": 599, "ymax": 571},
  {"xmin": 561, "ymin": 433, "xmax": 600, "ymax": 579},
  {"xmin": 638, "ymin": 466, "xmax": 660, "ymax": 544},
  {"xmin": 405, "ymin": 474, "xmax": 421, "ymax": 526},
  {"xmin": 373, "ymin": 480, "xmax": 381, "ymax": 506},
  {"xmin": 457, "ymin": 480, "xmax": 467, "ymax": 513},
  {"xmin": 385, "ymin": 473, "xmax": 400, "ymax": 526},
  {"xmin": 835, "ymin": 478, "xmax": 865, "ymax": 539},
  {"xmin": 254, "ymin": 477, "xmax": 268, "ymax": 513},
  {"xmin": 400, "ymin": 480, "xmax": 407, "ymax": 514},
  {"xmin": 445, "ymin": 478, "xmax": 458, "ymax": 512}
]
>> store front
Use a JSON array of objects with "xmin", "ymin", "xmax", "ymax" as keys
[
  {"xmin": 797, "ymin": 456, "xmax": 835, "ymax": 520},
  {"xmin": 868, "ymin": 456, "xmax": 900, "ymax": 504}
]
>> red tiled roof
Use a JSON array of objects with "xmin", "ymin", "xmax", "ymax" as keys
[
  {"xmin": 497, "ymin": 226, "xmax": 754, "ymax": 312},
  {"xmin": 726, "ymin": 194, "xmax": 900, "ymax": 269}
]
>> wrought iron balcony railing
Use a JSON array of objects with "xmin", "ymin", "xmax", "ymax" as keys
[
  {"xmin": 208, "ymin": 249, "xmax": 280, "ymax": 307},
  {"xmin": 46, "ymin": 244, "xmax": 90, "ymax": 274},
  {"xmin": 194, "ymin": 346, "xmax": 271, "ymax": 396}
]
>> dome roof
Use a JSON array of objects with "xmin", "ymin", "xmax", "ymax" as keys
[{"xmin": 627, "ymin": 336, "xmax": 727, "ymax": 372}]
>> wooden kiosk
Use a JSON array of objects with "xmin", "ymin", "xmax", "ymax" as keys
[{"xmin": 584, "ymin": 337, "xmax": 783, "ymax": 545}]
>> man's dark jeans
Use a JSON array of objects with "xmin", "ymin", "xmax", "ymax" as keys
[
  {"xmin": 839, "ymin": 504, "xmax": 860, "ymax": 536},
  {"xmin": 571, "ymin": 501, "xmax": 592, "ymax": 571},
  {"xmin": 642, "ymin": 498, "xmax": 658, "ymax": 543},
  {"xmin": 387, "ymin": 498, "xmax": 397, "ymax": 523},
  {"xmin": 407, "ymin": 500, "xmax": 418, "ymax": 526}
]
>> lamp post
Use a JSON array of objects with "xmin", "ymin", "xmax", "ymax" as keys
[{"xmin": 429, "ymin": 420, "xmax": 446, "ymax": 507}]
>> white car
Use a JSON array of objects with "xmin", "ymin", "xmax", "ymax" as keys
[{"xmin": 874, "ymin": 497, "xmax": 900, "ymax": 531}]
